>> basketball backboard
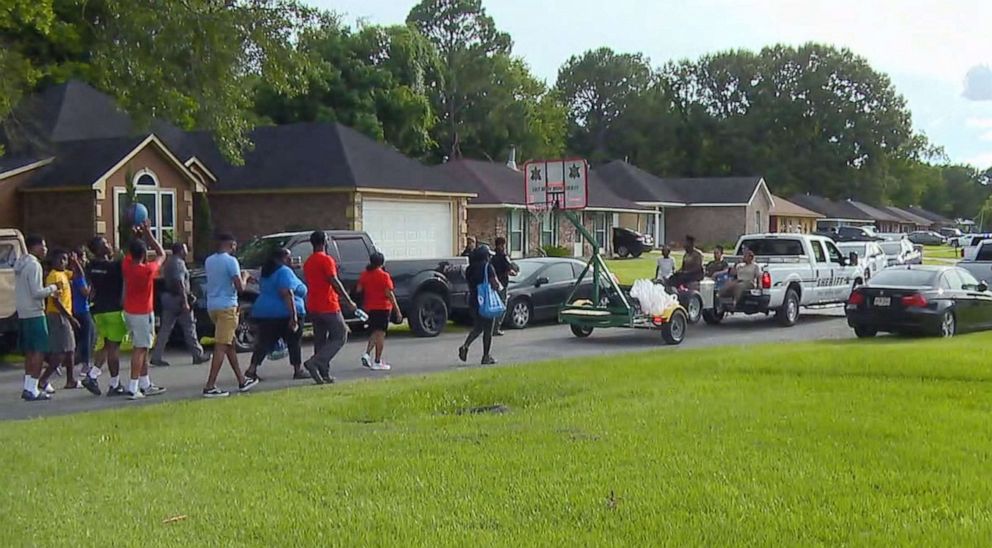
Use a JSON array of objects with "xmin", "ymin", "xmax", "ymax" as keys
[{"xmin": 523, "ymin": 158, "xmax": 588, "ymax": 211}]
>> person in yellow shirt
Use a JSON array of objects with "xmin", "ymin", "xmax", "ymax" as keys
[{"xmin": 38, "ymin": 249, "xmax": 81, "ymax": 392}]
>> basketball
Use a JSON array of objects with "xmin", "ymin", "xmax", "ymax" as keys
[{"xmin": 128, "ymin": 203, "xmax": 149, "ymax": 226}]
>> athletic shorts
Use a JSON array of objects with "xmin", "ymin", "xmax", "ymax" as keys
[
  {"xmin": 93, "ymin": 311, "xmax": 127, "ymax": 344},
  {"xmin": 366, "ymin": 309, "xmax": 391, "ymax": 332},
  {"xmin": 47, "ymin": 313, "xmax": 76, "ymax": 353},
  {"xmin": 18, "ymin": 316, "xmax": 49, "ymax": 354},
  {"xmin": 209, "ymin": 307, "xmax": 239, "ymax": 346},
  {"xmin": 124, "ymin": 312, "xmax": 155, "ymax": 349}
]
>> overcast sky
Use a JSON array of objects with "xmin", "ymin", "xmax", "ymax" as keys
[{"xmin": 306, "ymin": 0, "xmax": 992, "ymax": 169}]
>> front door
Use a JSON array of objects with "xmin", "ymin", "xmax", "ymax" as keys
[
  {"xmin": 810, "ymin": 240, "xmax": 831, "ymax": 304},
  {"xmin": 823, "ymin": 240, "xmax": 852, "ymax": 302}
]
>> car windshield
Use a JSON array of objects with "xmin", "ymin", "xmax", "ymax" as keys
[
  {"xmin": 737, "ymin": 238, "xmax": 804, "ymax": 256},
  {"xmin": 869, "ymin": 269, "xmax": 938, "ymax": 287},
  {"xmin": 236, "ymin": 236, "xmax": 293, "ymax": 269},
  {"xmin": 878, "ymin": 242, "xmax": 904, "ymax": 255},
  {"xmin": 838, "ymin": 243, "xmax": 868, "ymax": 256},
  {"xmin": 510, "ymin": 261, "xmax": 544, "ymax": 281}
]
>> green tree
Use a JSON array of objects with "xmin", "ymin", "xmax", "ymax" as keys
[
  {"xmin": 255, "ymin": 21, "xmax": 441, "ymax": 158},
  {"xmin": 1, "ymin": 0, "xmax": 321, "ymax": 162},
  {"xmin": 555, "ymin": 47, "xmax": 652, "ymax": 162}
]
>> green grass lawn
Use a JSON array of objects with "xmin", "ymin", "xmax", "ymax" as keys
[
  {"xmin": 923, "ymin": 245, "xmax": 961, "ymax": 263},
  {"xmin": 3, "ymin": 334, "xmax": 992, "ymax": 545}
]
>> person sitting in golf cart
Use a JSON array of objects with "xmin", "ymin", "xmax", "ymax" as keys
[
  {"xmin": 719, "ymin": 248, "xmax": 762, "ymax": 303},
  {"xmin": 704, "ymin": 245, "xmax": 730, "ymax": 278},
  {"xmin": 667, "ymin": 235, "xmax": 704, "ymax": 288}
]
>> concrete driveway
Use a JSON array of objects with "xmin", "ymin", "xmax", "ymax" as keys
[{"xmin": 0, "ymin": 307, "xmax": 851, "ymax": 421}]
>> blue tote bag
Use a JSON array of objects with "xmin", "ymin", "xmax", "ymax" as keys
[{"xmin": 477, "ymin": 263, "xmax": 506, "ymax": 319}]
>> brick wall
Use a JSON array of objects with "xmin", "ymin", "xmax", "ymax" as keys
[
  {"xmin": 666, "ymin": 206, "xmax": 747, "ymax": 247},
  {"xmin": 0, "ymin": 169, "xmax": 36, "ymax": 229},
  {"xmin": 467, "ymin": 208, "xmax": 506, "ymax": 247},
  {"xmin": 210, "ymin": 192, "xmax": 352, "ymax": 243},
  {"xmin": 21, "ymin": 191, "xmax": 96, "ymax": 249}
]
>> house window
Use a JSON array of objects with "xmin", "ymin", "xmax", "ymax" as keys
[
  {"xmin": 754, "ymin": 210, "xmax": 761, "ymax": 232},
  {"xmin": 508, "ymin": 209, "xmax": 526, "ymax": 258},
  {"xmin": 593, "ymin": 212, "xmax": 607, "ymax": 248},
  {"xmin": 541, "ymin": 211, "xmax": 557, "ymax": 247},
  {"xmin": 115, "ymin": 170, "xmax": 176, "ymax": 246}
]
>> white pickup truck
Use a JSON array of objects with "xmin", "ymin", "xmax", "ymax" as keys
[
  {"xmin": 958, "ymin": 239, "xmax": 992, "ymax": 284},
  {"xmin": 699, "ymin": 233, "xmax": 862, "ymax": 326},
  {"xmin": 0, "ymin": 229, "xmax": 27, "ymax": 353}
]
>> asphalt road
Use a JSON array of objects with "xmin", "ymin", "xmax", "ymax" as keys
[{"xmin": 0, "ymin": 306, "xmax": 851, "ymax": 421}]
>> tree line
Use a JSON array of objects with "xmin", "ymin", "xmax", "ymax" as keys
[{"xmin": 3, "ymin": 0, "xmax": 990, "ymax": 220}]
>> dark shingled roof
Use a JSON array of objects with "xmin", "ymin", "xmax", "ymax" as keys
[
  {"xmin": 905, "ymin": 206, "xmax": 954, "ymax": 226},
  {"xmin": 22, "ymin": 136, "xmax": 147, "ymax": 189},
  {"xmin": 182, "ymin": 122, "xmax": 468, "ymax": 194},
  {"xmin": 593, "ymin": 160, "xmax": 765, "ymax": 205},
  {"xmin": 0, "ymin": 155, "xmax": 48, "ymax": 175},
  {"xmin": 848, "ymin": 200, "xmax": 904, "ymax": 223},
  {"xmin": 436, "ymin": 159, "xmax": 522, "ymax": 205},
  {"xmin": 593, "ymin": 160, "xmax": 684, "ymax": 204},
  {"xmin": 788, "ymin": 194, "xmax": 873, "ymax": 221},
  {"xmin": 660, "ymin": 177, "xmax": 764, "ymax": 205},
  {"xmin": 883, "ymin": 206, "xmax": 933, "ymax": 227}
]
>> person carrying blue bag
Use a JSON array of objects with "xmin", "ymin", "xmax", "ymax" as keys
[{"xmin": 458, "ymin": 244, "xmax": 504, "ymax": 365}]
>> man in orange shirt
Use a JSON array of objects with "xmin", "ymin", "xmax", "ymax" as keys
[
  {"xmin": 121, "ymin": 222, "xmax": 167, "ymax": 400},
  {"xmin": 302, "ymin": 231, "xmax": 356, "ymax": 384}
]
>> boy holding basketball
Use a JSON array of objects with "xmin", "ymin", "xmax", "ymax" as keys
[
  {"xmin": 121, "ymin": 221, "xmax": 167, "ymax": 399},
  {"xmin": 357, "ymin": 252, "xmax": 401, "ymax": 371}
]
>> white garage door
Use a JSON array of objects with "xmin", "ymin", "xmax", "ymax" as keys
[{"xmin": 362, "ymin": 199, "xmax": 453, "ymax": 259}]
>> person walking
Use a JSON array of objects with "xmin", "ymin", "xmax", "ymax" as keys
[
  {"xmin": 245, "ymin": 248, "xmax": 308, "ymax": 382},
  {"xmin": 457, "ymin": 245, "xmax": 501, "ymax": 365},
  {"xmin": 490, "ymin": 237, "xmax": 517, "ymax": 336},
  {"xmin": 302, "ymin": 231, "xmax": 357, "ymax": 385},
  {"xmin": 84, "ymin": 236, "xmax": 127, "ymax": 396},
  {"xmin": 121, "ymin": 222, "xmax": 168, "ymax": 400},
  {"xmin": 357, "ymin": 251, "xmax": 401, "ymax": 371},
  {"xmin": 14, "ymin": 235, "xmax": 60, "ymax": 401},
  {"xmin": 202, "ymin": 233, "xmax": 257, "ymax": 398},
  {"xmin": 38, "ymin": 249, "xmax": 80, "ymax": 393},
  {"xmin": 70, "ymin": 247, "xmax": 95, "ymax": 378},
  {"xmin": 151, "ymin": 242, "xmax": 209, "ymax": 367}
]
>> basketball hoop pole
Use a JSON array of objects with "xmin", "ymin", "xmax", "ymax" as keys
[{"xmin": 559, "ymin": 206, "xmax": 619, "ymax": 311}]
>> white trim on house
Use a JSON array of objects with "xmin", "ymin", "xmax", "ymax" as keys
[
  {"xmin": 466, "ymin": 203, "xmax": 527, "ymax": 209},
  {"xmin": 113, "ymin": 186, "xmax": 178, "ymax": 248},
  {"xmin": 636, "ymin": 201, "xmax": 685, "ymax": 207},
  {"xmin": 183, "ymin": 156, "xmax": 218, "ymax": 183},
  {"xmin": 585, "ymin": 206, "xmax": 650, "ymax": 214},
  {"xmin": 356, "ymin": 186, "xmax": 476, "ymax": 198},
  {"xmin": 0, "ymin": 157, "xmax": 55, "ymax": 181},
  {"xmin": 94, "ymin": 134, "xmax": 207, "ymax": 193}
]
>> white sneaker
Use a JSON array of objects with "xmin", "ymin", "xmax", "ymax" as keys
[
  {"xmin": 127, "ymin": 390, "xmax": 145, "ymax": 400},
  {"xmin": 361, "ymin": 353, "xmax": 372, "ymax": 369},
  {"xmin": 43, "ymin": 383, "xmax": 56, "ymax": 394},
  {"xmin": 370, "ymin": 361, "xmax": 391, "ymax": 371}
]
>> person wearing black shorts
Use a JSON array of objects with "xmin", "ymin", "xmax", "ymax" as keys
[{"xmin": 357, "ymin": 252, "xmax": 401, "ymax": 371}]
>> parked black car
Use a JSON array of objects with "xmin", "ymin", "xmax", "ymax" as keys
[
  {"xmin": 612, "ymin": 227, "xmax": 654, "ymax": 258},
  {"xmin": 184, "ymin": 230, "xmax": 469, "ymax": 351},
  {"xmin": 503, "ymin": 258, "xmax": 594, "ymax": 329},
  {"xmin": 845, "ymin": 265, "xmax": 992, "ymax": 338},
  {"xmin": 907, "ymin": 231, "xmax": 946, "ymax": 246},
  {"xmin": 817, "ymin": 225, "xmax": 883, "ymax": 242}
]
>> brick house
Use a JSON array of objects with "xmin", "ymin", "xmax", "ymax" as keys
[
  {"xmin": 593, "ymin": 160, "xmax": 773, "ymax": 246},
  {"xmin": 788, "ymin": 194, "xmax": 874, "ymax": 231},
  {"xmin": 769, "ymin": 195, "xmax": 823, "ymax": 233},
  {"xmin": 439, "ymin": 159, "xmax": 650, "ymax": 258},
  {"xmin": 0, "ymin": 81, "xmax": 475, "ymax": 259},
  {"xmin": 848, "ymin": 200, "xmax": 907, "ymax": 233},
  {"xmin": 0, "ymin": 81, "xmax": 209, "ymax": 249}
]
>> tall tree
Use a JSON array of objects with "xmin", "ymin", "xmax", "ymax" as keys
[
  {"xmin": 0, "ymin": 0, "xmax": 320, "ymax": 162},
  {"xmin": 255, "ymin": 21, "xmax": 442, "ymax": 158},
  {"xmin": 555, "ymin": 47, "xmax": 652, "ymax": 162}
]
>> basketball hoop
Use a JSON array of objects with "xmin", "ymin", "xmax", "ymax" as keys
[{"xmin": 523, "ymin": 158, "xmax": 588, "ymax": 212}]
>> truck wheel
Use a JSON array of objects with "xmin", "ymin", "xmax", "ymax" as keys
[
  {"xmin": 409, "ymin": 292, "xmax": 447, "ymax": 338},
  {"xmin": 570, "ymin": 324, "xmax": 594, "ymax": 338},
  {"xmin": 661, "ymin": 309, "xmax": 687, "ymax": 345},
  {"xmin": 702, "ymin": 308, "xmax": 724, "ymax": 325},
  {"xmin": 684, "ymin": 294, "xmax": 703, "ymax": 324},
  {"xmin": 775, "ymin": 288, "xmax": 800, "ymax": 327},
  {"xmin": 616, "ymin": 246, "xmax": 630, "ymax": 258},
  {"xmin": 854, "ymin": 325, "xmax": 877, "ymax": 338},
  {"xmin": 234, "ymin": 306, "xmax": 255, "ymax": 353}
]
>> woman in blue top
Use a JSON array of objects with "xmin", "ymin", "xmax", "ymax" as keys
[{"xmin": 246, "ymin": 248, "xmax": 308, "ymax": 381}]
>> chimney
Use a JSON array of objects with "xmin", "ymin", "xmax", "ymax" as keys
[{"xmin": 506, "ymin": 145, "xmax": 517, "ymax": 171}]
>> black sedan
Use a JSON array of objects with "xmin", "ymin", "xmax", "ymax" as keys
[
  {"xmin": 845, "ymin": 265, "xmax": 992, "ymax": 338},
  {"xmin": 503, "ymin": 258, "xmax": 593, "ymax": 329}
]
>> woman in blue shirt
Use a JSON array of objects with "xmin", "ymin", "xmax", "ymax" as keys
[{"xmin": 245, "ymin": 248, "xmax": 308, "ymax": 381}]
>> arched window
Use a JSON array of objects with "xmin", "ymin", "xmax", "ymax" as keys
[{"xmin": 115, "ymin": 168, "xmax": 176, "ymax": 246}]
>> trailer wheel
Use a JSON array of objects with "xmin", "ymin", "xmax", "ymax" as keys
[
  {"xmin": 661, "ymin": 309, "xmax": 687, "ymax": 345},
  {"xmin": 702, "ymin": 308, "xmax": 724, "ymax": 325},
  {"xmin": 570, "ymin": 324, "xmax": 594, "ymax": 338}
]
